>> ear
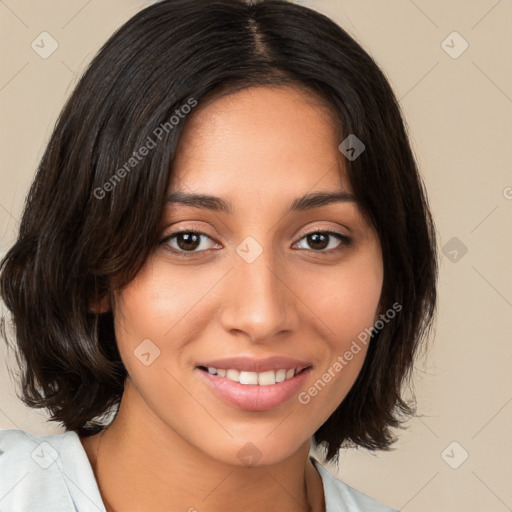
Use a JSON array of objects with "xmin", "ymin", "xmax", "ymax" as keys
[{"xmin": 89, "ymin": 295, "xmax": 111, "ymax": 314}]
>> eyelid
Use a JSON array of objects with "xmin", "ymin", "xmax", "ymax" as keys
[{"xmin": 295, "ymin": 224, "xmax": 350, "ymax": 240}]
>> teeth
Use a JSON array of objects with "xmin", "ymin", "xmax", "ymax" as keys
[
  {"xmin": 258, "ymin": 370, "xmax": 275, "ymax": 386},
  {"xmin": 275, "ymin": 369, "xmax": 286, "ymax": 383},
  {"xmin": 239, "ymin": 371, "xmax": 259, "ymax": 385},
  {"xmin": 226, "ymin": 369, "xmax": 240, "ymax": 381},
  {"xmin": 204, "ymin": 367, "xmax": 302, "ymax": 385}
]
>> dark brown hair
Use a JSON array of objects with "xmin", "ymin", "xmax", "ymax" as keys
[{"xmin": 0, "ymin": 0, "xmax": 437, "ymax": 464}]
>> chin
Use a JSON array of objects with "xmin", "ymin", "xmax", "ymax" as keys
[{"xmin": 203, "ymin": 434, "xmax": 309, "ymax": 468}]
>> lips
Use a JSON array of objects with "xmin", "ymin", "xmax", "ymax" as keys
[
  {"xmin": 195, "ymin": 355, "xmax": 311, "ymax": 373},
  {"xmin": 195, "ymin": 355, "xmax": 312, "ymax": 411}
]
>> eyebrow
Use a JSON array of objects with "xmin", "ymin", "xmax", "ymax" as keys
[{"xmin": 166, "ymin": 190, "xmax": 357, "ymax": 215}]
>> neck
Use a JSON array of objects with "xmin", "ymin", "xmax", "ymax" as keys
[{"xmin": 81, "ymin": 378, "xmax": 325, "ymax": 512}]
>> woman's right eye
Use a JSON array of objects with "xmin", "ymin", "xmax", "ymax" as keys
[{"xmin": 160, "ymin": 229, "xmax": 219, "ymax": 257}]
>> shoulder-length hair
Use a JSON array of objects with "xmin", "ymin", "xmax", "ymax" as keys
[{"xmin": 0, "ymin": 0, "xmax": 437, "ymax": 463}]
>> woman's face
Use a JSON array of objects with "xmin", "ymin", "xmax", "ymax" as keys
[{"xmin": 113, "ymin": 85, "xmax": 383, "ymax": 466}]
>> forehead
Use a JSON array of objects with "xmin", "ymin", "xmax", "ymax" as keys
[{"xmin": 168, "ymin": 85, "xmax": 351, "ymax": 198}]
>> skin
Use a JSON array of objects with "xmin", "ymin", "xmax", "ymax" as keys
[{"xmin": 81, "ymin": 85, "xmax": 384, "ymax": 512}]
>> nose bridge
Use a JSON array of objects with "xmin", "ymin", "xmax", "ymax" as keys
[{"xmin": 218, "ymin": 236, "xmax": 298, "ymax": 341}]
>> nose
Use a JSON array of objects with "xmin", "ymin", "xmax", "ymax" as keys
[{"xmin": 218, "ymin": 242, "xmax": 300, "ymax": 344}]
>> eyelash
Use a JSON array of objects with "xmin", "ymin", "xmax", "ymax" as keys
[{"xmin": 159, "ymin": 228, "xmax": 352, "ymax": 258}]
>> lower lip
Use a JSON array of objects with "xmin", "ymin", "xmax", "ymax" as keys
[{"xmin": 196, "ymin": 368, "xmax": 311, "ymax": 411}]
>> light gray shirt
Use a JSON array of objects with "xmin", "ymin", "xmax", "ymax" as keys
[{"xmin": 0, "ymin": 428, "xmax": 397, "ymax": 511}]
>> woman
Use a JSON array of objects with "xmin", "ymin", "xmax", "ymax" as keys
[{"xmin": 0, "ymin": 1, "xmax": 437, "ymax": 511}]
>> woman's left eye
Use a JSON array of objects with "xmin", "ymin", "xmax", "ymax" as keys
[
  {"xmin": 159, "ymin": 229, "xmax": 351, "ymax": 257},
  {"xmin": 294, "ymin": 230, "xmax": 352, "ymax": 253}
]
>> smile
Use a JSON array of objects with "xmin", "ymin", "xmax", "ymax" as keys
[
  {"xmin": 194, "ymin": 355, "xmax": 312, "ymax": 410},
  {"xmin": 198, "ymin": 366, "xmax": 306, "ymax": 385}
]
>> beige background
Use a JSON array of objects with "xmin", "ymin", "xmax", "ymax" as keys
[{"xmin": 1, "ymin": 1, "xmax": 511, "ymax": 511}]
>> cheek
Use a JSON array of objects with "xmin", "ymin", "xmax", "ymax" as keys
[
  {"xmin": 313, "ymin": 247, "xmax": 383, "ymax": 348},
  {"xmin": 111, "ymin": 256, "xmax": 226, "ymax": 405},
  {"xmin": 325, "ymin": 270, "xmax": 381, "ymax": 338},
  {"xmin": 110, "ymin": 262, "xmax": 195, "ymax": 418},
  {"xmin": 113, "ymin": 257, "xmax": 211, "ymax": 349},
  {"xmin": 111, "ymin": 262, "xmax": 177, "ymax": 382},
  {"xmin": 297, "ymin": 247, "xmax": 383, "ymax": 415}
]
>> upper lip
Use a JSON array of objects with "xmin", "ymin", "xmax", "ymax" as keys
[{"xmin": 196, "ymin": 356, "xmax": 312, "ymax": 373}]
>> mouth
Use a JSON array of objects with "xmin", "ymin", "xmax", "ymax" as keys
[
  {"xmin": 196, "ymin": 365, "xmax": 310, "ymax": 386},
  {"xmin": 194, "ymin": 357, "xmax": 312, "ymax": 411}
]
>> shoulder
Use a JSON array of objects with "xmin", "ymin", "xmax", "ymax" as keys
[
  {"xmin": 0, "ymin": 428, "xmax": 105, "ymax": 512},
  {"xmin": 312, "ymin": 457, "xmax": 398, "ymax": 512},
  {"xmin": 0, "ymin": 427, "xmax": 77, "ymax": 475},
  {"xmin": 0, "ymin": 427, "xmax": 74, "ymax": 459}
]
